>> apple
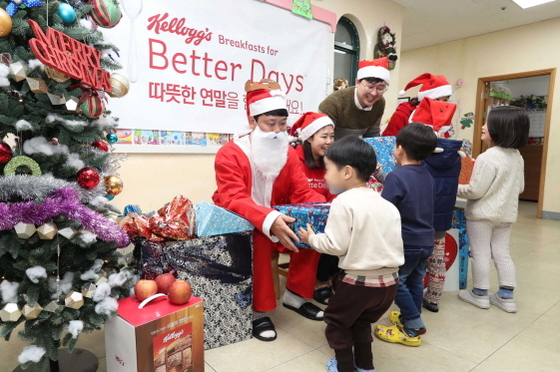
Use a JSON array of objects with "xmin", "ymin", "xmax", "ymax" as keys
[
  {"xmin": 168, "ymin": 280, "xmax": 192, "ymax": 305},
  {"xmin": 155, "ymin": 273, "xmax": 176, "ymax": 294},
  {"xmin": 134, "ymin": 279, "xmax": 158, "ymax": 301}
]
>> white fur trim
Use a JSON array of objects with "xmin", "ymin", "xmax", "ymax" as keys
[
  {"xmin": 399, "ymin": 90, "xmax": 406, "ymax": 96},
  {"xmin": 262, "ymin": 210, "xmax": 281, "ymax": 243},
  {"xmin": 418, "ymin": 85, "xmax": 453, "ymax": 100},
  {"xmin": 357, "ymin": 66, "xmax": 390, "ymax": 84},
  {"xmin": 299, "ymin": 116, "xmax": 335, "ymax": 142},
  {"xmin": 249, "ymin": 96, "xmax": 287, "ymax": 116}
]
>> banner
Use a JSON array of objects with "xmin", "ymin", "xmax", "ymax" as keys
[{"xmin": 102, "ymin": 0, "xmax": 331, "ymax": 134}]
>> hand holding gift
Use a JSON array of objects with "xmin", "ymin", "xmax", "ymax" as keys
[
  {"xmin": 271, "ymin": 214, "xmax": 300, "ymax": 253},
  {"xmin": 298, "ymin": 223, "xmax": 315, "ymax": 246}
]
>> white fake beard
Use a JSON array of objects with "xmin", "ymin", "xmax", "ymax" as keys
[{"xmin": 250, "ymin": 126, "xmax": 289, "ymax": 181}]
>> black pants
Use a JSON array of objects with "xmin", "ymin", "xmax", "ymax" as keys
[
  {"xmin": 325, "ymin": 272, "xmax": 397, "ymax": 351},
  {"xmin": 316, "ymin": 254, "xmax": 339, "ymax": 282}
]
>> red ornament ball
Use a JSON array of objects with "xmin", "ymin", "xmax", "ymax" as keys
[
  {"xmin": 92, "ymin": 140, "xmax": 109, "ymax": 152},
  {"xmin": 0, "ymin": 141, "xmax": 12, "ymax": 164},
  {"xmin": 76, "ymin": 167, "xmax": 100, "ymax": 189}
]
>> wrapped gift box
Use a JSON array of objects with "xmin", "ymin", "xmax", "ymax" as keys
[
  {"xmin": 459, "ymin": 155, "xmax": 474, "ymax": 185},
  {"xmin": 105, "ymin": 295, "xmax": 204, "ymax": 372},
  {"xmin": 136, "ymin": 232, "xmax": 253, "ymax": 349},
  {"xmin": 195, "ymin": 201, "xmax": 254, "ymax": 237},
  {"xmin": 273, "ymin": 202, "xmax": 331, "ymax": 249},
  {"xmin": 363, "ymin": 136, "xmax": 397, "ymax": 174}
]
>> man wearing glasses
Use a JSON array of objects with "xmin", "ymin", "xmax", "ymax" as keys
[{"xmin": 319, "ymin": 57, "xmax": 390, "ymax": 139}]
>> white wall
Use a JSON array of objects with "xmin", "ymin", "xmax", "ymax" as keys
[{"xmin": 111, "ymin": 0, "xmax": 406, "ymax": 211}]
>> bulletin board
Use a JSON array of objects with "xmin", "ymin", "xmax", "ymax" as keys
[{"xmin": 102, "ymin": 0, "xmax": 335, "ymax": 153}]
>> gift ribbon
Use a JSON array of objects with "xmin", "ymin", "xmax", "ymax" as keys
[{"xmin": 6, "ymin": 0, "xmax": 43, "ymax": 17}]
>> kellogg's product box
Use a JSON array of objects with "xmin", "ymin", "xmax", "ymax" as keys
[{"xmin": 105, "ymin": 295, "xmax": 204, "ymax": 372}]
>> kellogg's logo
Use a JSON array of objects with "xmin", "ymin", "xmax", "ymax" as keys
[
  {"xmin": 147, "ymin": 13, "xmax": 212, "ymax": 45},
  {"xmin": 163, "ymin": 329, "xmax": 185, "ymax": 343}
]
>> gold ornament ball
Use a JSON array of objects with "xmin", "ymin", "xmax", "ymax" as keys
[
  {"xmin": 104, "ymin": 175, "xmax": 124, "ymax": 196},
  {"xmin": 107, "ymin": 73, "xmax": 130, "ymax": 98},
  {"xmin": 58, "ymin": 227, "xmax": 78, "ymax": 240},
  {"xmin": 27, "ymin": 77, "xmax": 49, "ymax": 94},
  {"xmin": 45, "ymin": 66, "xmax": 71, "ymax": 83},
  {"xmin": 14, "ymin": 222, "xmax": 36, "ymax": 239},
  {"xmin": 37, "ymin": 222, "xmax": 58, "ymax": 240},
  {"xmin": 23, "ymin": 303, "xmax": 43, "ymax": 320},
  {"xmin": 81, "ymin": 283, "xmax": 97, "ymax": 298},
  {"xmin": 65, "ymin": 291, "xmax": 84, "ymax": 310},
  {"xmin": 8, "ymin": 62, "xmax": 27, "ymax": 82},
  {"xmin": 0, "ymin": 8, "xmax": 12, "ymax": 37},
  {"xmin": 44, "ymin": 301, "xmax": 64, "ymax": 314},
  {"xmin": 0, "ymin": 303, "xmax": 22, "ymax": 322}
]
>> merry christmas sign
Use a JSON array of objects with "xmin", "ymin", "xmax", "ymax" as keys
[{"xmin": 101, "ymin": 0, "xmax": 333, "ymax": 133}]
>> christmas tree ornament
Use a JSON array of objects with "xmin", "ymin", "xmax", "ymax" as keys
[
  {"xmin": 58, "ymin": 227, "xmax": 78, "ymax": 240},
  {"xmin": 57, "ymin": 2, "xmax": 76, "ymax": 24},
  {"xmin": 79, "ymin": 91, "xmax": 105, "ymax": 118},
  {"xmin": 95, "ymin": 276, "xmax": 108, "ymax": 286},
  {"xmin": 0, "ymin": 141, "xmax": 13, "ymax": 164},
  {"xmin": 65, "ymin": 96, "xmax": 80, "ymax": 112},
  {"xmin": 6, "ymin": 0, "xmax": 43, "ymax": 17},
  {"xmin": 3, "ymin": 156, "xmax": 42, "ymax": 177},
  {"xmin": 92, "ymin": 140, "xmax": 109, "ymax": 152},
  {"xmin": 104, "ymin": 175, "xmax": 123, "ymax": 196},
  {"xmin": 44, "ymin": 300, "xmax": 64, "ymax": 314},
  {"xmin": 90, "ymin": 0, "xmax": 122, "ymax": 28},
  {"xmin": 0, "ymin": 8, "xmax": 12, "ymax": 37},
  {"xmin": 76, "ymin": 166, "xmax": 100, "ymax": 189},
  {"xmin": 47, "ymin": 93, "xmax": 67, "ymax": 105},
  {"xmin": 65, "ymin": 291, "xmax": 84, "ymax": 309},
  {"xmin": 0, "ymin": 303, "xmax": 21, "ymax": 322},
  {"xmin": 81, "ymin": 283, "xmax": 97, "ymax": 298},
  {"xmin": 106, "ymin": 132, "xmax": 118, "ymax": 144},
  {"xmin": 8, "ymin": 62, "xmax": 27, "ymax": 82},
  {"xmin": 0, "ymin": 53, "xmax": 12, "ymax": 65},
  {"xmin": 107, "ymin": 73, "xmax": 130, "ymax": 98},
  {"xmin": 45, "ymin": 66, "xmax": 71, "ymax": 83},
  {"xmin": 26, "ymin": 77, "xmax": 48, "ymax": 94},
  {"xmin": 14, "ymin": 222, "xmax": 36, "ymax": 239},
  {"xmin": 37, "ymin": 222, "xmax": 58, "ymax": 240},
  {"xmin": 22, "ymin": 303, "xmax": 43, "ymax": 320},
  {"xmin": 50, "ymin": 138, "xmax": 59, "ymax": 146},
  {"xmin": 105, "ymin": 194, "xmax": 115, "ymax": 201}
]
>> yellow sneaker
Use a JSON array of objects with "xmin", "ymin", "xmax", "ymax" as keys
[
  {"xmin": 374, "ymin": 325, "xmax": 422, "ymax": 347},
  {"xmin": 388, "ymin": 311, "xmax": 403, "ymax": 328}
]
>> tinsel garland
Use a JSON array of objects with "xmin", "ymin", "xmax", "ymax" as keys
[
  {"xmin": 0, "ymin": 175, "xmax": 104, "ymax": 203},
  {"xmin": 0, "ymin": 187, "xmax": 130, "ymax": 247}
]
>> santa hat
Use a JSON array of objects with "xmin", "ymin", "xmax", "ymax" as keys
[
  {"xmin": 245, "ymin": 79, "xmax": 286, "ymax": 117},
  {"xmin": 290, "ymin": 112, "xmax": 334, "ymax": 142},
  {"xmin": 411, "ymin": 97, "xmax": 457, "ymax": 135},
  {"xmin": 357, "ymin": 57, "xmax": 390, "ymax": 84},
  {"xmin": 399, "ymin": 73, "xmax": 452, "ymax": 100}
]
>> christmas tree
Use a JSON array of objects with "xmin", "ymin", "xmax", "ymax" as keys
[{"xmin": 0, "ymin": 0, "xmax": 135, "ymax": 370}]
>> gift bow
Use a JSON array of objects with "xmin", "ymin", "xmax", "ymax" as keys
[{"xmin": 6, "ymin": 0, "xmax": 44, "ymax": 17}]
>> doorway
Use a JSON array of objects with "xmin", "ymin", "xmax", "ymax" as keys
[{"xmin": 473, "ymin": 69, "xmax": 555, "ymax": 218}]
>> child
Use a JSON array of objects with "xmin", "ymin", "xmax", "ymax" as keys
[
  {"xmin": 299, "ymin": 136, "xmax": 404, "ymax": 372},
  {"xmin": 457, "ymin": 106, "xmax": 529, "ymax": 313},
  {"xmin": 290, "ymin": 112, "xmax": 338, "ymax": 305},
  {"xmin": 374, "ymin": 123, "xmax": 438, "ymax": 347}
]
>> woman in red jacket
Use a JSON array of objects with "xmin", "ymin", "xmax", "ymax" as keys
[
  {"xmin": 383, "ymin": 73, "xmax": 452, "ymax": 137},
  {"xmin": 290, "ymin": 112, "xmax": 337, "ymax": 304}
]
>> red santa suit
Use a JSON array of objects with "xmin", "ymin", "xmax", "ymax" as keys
[
  {"xmin": 294, "ymin": 146, "xmax": 336, "ymax": 202},
  {"xmin": 212, "ymin": 134, "xmax": 326, "ymax": 312}
]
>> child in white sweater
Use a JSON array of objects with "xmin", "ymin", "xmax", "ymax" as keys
[
  {"xmin": 458, "ymin": 106, "xmax": 529, "ymax": 313},
  {"xmin": 300, "ymin": 136, "xmax": 404, "ymax": 372}
]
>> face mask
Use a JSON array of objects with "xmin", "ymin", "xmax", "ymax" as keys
[{"xmin": 328, "ymin": 185, "xmax": 345, "ymax": 195}]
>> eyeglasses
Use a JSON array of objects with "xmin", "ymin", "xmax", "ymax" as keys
[{"xmin": 360, "ymin": 81, "xmax": 388, "ymax": 94}]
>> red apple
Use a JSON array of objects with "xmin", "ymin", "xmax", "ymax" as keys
[
  {"xmin": 168, "ymin": 280, "xmax": 192, "ymax": 305},
  {"xmin": 134, "ymin": 279, "xmax": 158, "ymax": 301},
  {"xmin": 155, "ymin": 273, "xmax": 176, "ymax": 294}
]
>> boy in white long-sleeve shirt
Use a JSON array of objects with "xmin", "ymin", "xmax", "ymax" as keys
[{"xmin": 300, "ymin": 136, "xmax": 404, "ymax": 372}]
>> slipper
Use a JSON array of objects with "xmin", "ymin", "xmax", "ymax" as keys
[
  {"xmin": 252, "ymin": 317, "xmax": 277, "ymax": 342},
  {"xmin": 313, "ymin": 286, "xmax": 332, "ymax": 305},
  {"xmin": 283, "ymin": 302, "xmax": 324, "ymax": 321},
  {"xmin": 374, "ymin": 324, "xmax": 421, "ymax": 347}
]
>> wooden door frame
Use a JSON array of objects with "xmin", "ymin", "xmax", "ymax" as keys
[{"xmin": 473, "ymin": 68, "xmax": 556, "ymax": 218}]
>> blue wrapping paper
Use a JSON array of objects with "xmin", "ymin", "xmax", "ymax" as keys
[
  {"xmin": 122, "ymin": 204, "xmax": 142, "ymax": 217},
  {"xmin": 273, "ymin": 202, "xmax": 331, "ymax": 249},
  {"xmin": 451, "ymin": 208, "xmax": 470, "ymax": 289},
  {"xmin": 363, "ymin": 136, "xmax": 397, "ymax": 174},
  {"xmin": 195, "ymin": 201, "xmax": 254, "ymax": 237}
]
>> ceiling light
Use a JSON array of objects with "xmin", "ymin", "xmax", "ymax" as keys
[{"xmin": 512, "ymin": 0, "xmax": 556, "ymax": 9}]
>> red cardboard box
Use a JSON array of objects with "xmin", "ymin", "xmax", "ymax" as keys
[{"xmin": 105, "ymin": 295, "xmax": 204, "ymax": 372}]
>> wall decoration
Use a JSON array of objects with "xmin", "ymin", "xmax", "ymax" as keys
[{"xmin": 374, "ymin": 26, "xmax": 398, "ymax": 70}]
